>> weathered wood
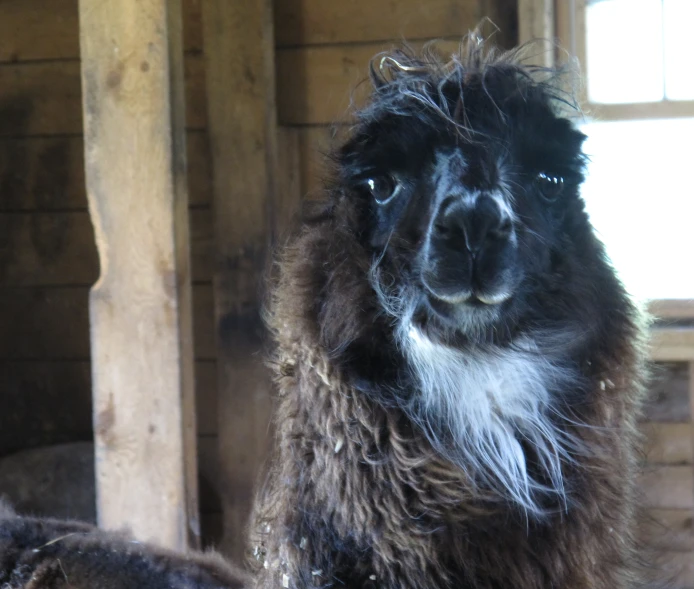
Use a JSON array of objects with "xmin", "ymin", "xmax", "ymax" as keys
[
  {"xmin": 0, "ymin": 286, "xmax": 214, "ymax": 360},
  {"xmin": 274, "ymin": 0, "xmax": 479, "ymax": 47},
  {"xmin": 648, "ymin": 300, "xmax": 694, "ymax": 320},
  {"xmin": 0, "ymin": 133, "xmax": 211, "ymax": 210},
  {"xmin": 1, "ymin": 42, "xmax": 490, "ymax": 133},
  {"xmin": 643, "ymin": 509, "xmax": 694, "ymax": 553},
  {"xmin": 274, "ymin": 127, "xmax": 302, "ymax": 239},
  {"xmin": 0, "ymin": 58, "xmax": 205, "ymax": 137},
  {"xmin": 517, "ymin": 0, "xmax": 553, "ymax": 67},
  {"xmin": 650, "ymin": 328, "xmax": 694, "ymax": 362},
  {"xmin": 195, "ymin": 361, "xmax": 218, "ymax": 436},
  {"xmin": 656, "ymin": 551, "xmax": 694, "ymax": 588},
  {"xmin": 0, "ymin": 0, "xmax": 498, "ymax": 63},
  {"xmin": 642, "ymin": 423, "xmax": 694, "ymax": 465},
  {"xmin": 639, "ymin": 466, "xmax": 694, "ymax": 510},
  {"xmin": 0, "ymin": 0, "xmax": 203, "ymax": 63},
  {"xmin": 201, "ymin": 0, "xmax": 277, "ymax": 561},
  {"xmin": 276, "ymin": 40, "xmax": 460, "ymax": 125},
  {"xmin": 296, "ymin": 125, "xmax": 343, "ymax": 198},
  {"xmin": 79, "ymin": 0, "xmax": 198, "ymax": 549},
  {"xmin": 644, "ymin": 363, "xmax": 692, "ymax": 423}
]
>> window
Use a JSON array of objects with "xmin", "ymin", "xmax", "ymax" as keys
[{"xmin": 555, "ymin": 0, "xmax": 694, "ymax": 309}]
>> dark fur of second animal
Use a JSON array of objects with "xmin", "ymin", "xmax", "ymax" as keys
[
  {"xmin": 249, "ymin": 40, "xmax": 649, "ymax": 589},
  {"xmin": 0, "ymin": 501, "xmax": 248, "ymax": 589}
]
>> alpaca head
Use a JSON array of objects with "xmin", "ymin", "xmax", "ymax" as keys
[
  {"xmin": 339, "ymin": 45, "xmax": 590, "ymax": 346},
  {"xmin": 280, "ymin": 42, "xmax": 629, "ymax": 515}
]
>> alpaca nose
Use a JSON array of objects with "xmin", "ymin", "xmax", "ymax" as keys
[{"xmin": 433, "ymin": 193, "xmax": 512, "ymax": 255}]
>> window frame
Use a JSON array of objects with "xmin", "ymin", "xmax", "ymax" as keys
[{"xmin": 519, "ymin": 0, "xmax": 694, "ymax": 326}]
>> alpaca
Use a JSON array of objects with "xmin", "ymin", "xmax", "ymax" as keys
[
  {"xmin": 0, "ymin": 500, "xmax": 249, "ymax": 589},
  {"xmin": 249, "ymin": 40, "xmax": 649, "ymax": 589}
]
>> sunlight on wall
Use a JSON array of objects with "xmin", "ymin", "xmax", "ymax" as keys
[{"xmin": 580, "ymin": 118, "xmax": 694, "ymax": 301}]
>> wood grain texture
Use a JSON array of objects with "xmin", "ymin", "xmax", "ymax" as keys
[
  {"xmin": 0, "ymin": 0, "xmax": 203, "ymax": 63},
  {"xmin": 0, "ymin": 58, "xmax": 206, "ymax": 136},
  {"xmin": 517, "ymin": 0, "xmax": 554, "ymax": 67},
  {"xmin": 0, "ymin": 0, "xmax": 489, "ymax": 61},
  {"xmin": 274, "ymin": 0, "xmax": 480, "ymax": 47},
  {"xmin": 643, "ymin": 509, "xmax": 694, "ymax": 553},
  {"xmin": 276, "ymin": 40, "xmax": 461, "ymax": 125},
  {"xmin": 644, "ymin": 363, "xmax": 692, "ymax": 423},
  {"xmin": 1, "ymin": 41, "xmax": 491, "ymax": 132},
  {"xmin": 650, "ymin": 328, "xmax": 694, "ymax": 362},
  {"xmin": 0, "ymin": 286, "xmax": 214, "ymax": 361},
  {"xmin": 642, "ymin": 422, "xmax": 694, "ymax": 465},
  {"xmin": 640, "ymin": 466, "xmax": 694, "ymax": 510},
  {"xmin": 201, "ymin": 0, "xmax": 277, "ymax": 561},
  {"xmin": 79, "ymin": 0, "xmax": 199, "ymax": 549},
  {"xmin": 0, "ymin": 132, "xmax": 212, "ymax": 210}
]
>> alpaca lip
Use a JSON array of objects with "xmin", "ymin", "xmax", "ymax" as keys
[{"xmin": 424, "ymin": 292, "xmax": 503, "ymax": 323}]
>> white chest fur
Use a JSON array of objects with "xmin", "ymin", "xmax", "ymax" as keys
[{"xmin": 401, "ymin": 323, "xmax": 575, "ymax": 513}]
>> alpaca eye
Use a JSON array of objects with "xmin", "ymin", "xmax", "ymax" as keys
[
  {"xmin": 364, "ymin": 175, "xmax": 400, "ymax": 205},
  {"xmin": 536, "ymin": 172, "xmax": 564, "ymax": 201}
]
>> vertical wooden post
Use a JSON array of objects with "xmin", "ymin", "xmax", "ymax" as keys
[
  {"xmin": 517, "ymin": 0, "xmax": 555, "ymax": 67},
  {"xmin": 79, "ymin": 0, "xmax": 199, "ymax": 549},
  {"xmin": 201, "ymin": 0, "xmax": 278, "ymax": 561}
]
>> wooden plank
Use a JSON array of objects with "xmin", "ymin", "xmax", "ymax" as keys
[
  {"xmin": 0, "ymin": 208, "xmax": 213, "ymax": 286},
  {"xmin": 0, "ymin": 287, "xmax": 91, "ymax": 359},
  {"xmin": 656, "ymin": 551, "xmax": 694, "ymax": 588},
  {"xmin": 0, "ymin": 132, "xmax": 211, "ymax": 210},
  {"xmin": 644, "ymin": 363, "xmax": 692, "ymax": 423},
  {"xmin": 0, "ymin": 285, "xmax": 214, "ymax": 361},
  {"xmin": 276, "ymin": 40, "xmax": 460, "ymax": 125},
  {"xmin": 642, "ymin": 423, "xmax": 694, "ymax": 465},
  {"xmin": 640, "ymin": 466, "xmax": 694, "ymax": 510},
  {"xmin": 0, "ymin": 361, "xmax": 92, "ymax": 455},
  {"xmin": 642, "ymin": 509, "xmax": 694, "ymax": 553},
  {"xmin": 0, "ymin": 57, "xmax": 206, "ymax": 137},
  {"xmin": 201, "ymin": 0, "xmax": 277, "ymax": 561},
  {"xmin": 0, "ymin": 0, "xmax": 503, "ymax": 62},
  {"xmin": 517, "ymin": 0, "xmax": 554, "ymax": 68},
  {"xmin": 274, "ymin": 0, "xmax": 480, "ymax": 47},
  {"xmin": 0, "ymin": 41, "xmax": 490, "ymax": 133},
  {"xmin": 274, "ymin": 127, "xmax": 302, "ymax": 239},
  {"xmin": 0, "ymin": 359, "xmax": 216, "ymax": 452},
  {"xmin": 648, "ymin": 300, "xmax": 694, "ymax": 320},
  {"xmin": 195, "ymin": 361, "xmax": 218, "ymax": 436},
  {"xmin": 650, "ymin": 328, "xmax": 694, "ymax": 362},
  {"xmin": 297, "ymin": 125, "xmax": 343, "ymax": 199},
  {"xmin": 79, "ymin": 0, "xmax": 198, "ymax": 549},
  {"xmin": 0, "ymin": 0, "xmax": 203, "ymax": 63},
  {"xmin": 197, "ymin": 435, "xmax": 222, "ymax": 513},
  {"xmin": 587, "ymin": 100, "xmax": 694, "ymax": 123}
]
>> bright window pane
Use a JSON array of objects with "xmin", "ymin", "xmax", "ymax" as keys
[
  {"xmin": 586, "ymin": 0, "xmax": 664, "ymax": 104},
  {"xmin": 664, "ymin": 0, "xmax": 694, "ymax": 100},
  {"xmin": 580, "ymin": 118, "xmax": 694, "ymax": 301}
]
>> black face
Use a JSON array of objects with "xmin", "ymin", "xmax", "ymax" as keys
[{"xmin": 338, "ymin": 67, "xmax": 589, "ymax": 344}]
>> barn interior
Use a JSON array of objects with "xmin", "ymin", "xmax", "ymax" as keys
[{"xmin": 0, "ymin": 0, "xmax": 692, "ymax": 586}]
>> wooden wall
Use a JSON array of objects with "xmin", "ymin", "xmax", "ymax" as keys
[
  {"xmin": 0, "ymin": 0, "xmax": 222, "ymax": 544},
  {"xmin": 1, "ymin": 1, "xmax": 691, "ymax": 581}
]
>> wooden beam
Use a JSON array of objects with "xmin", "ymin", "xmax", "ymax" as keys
[
  {"xmin": 649, "ymin": 328, "xmax": 694, "ymax": 362},
  {"xmin": 201, "ymin": 0, "xmax": 277, "ymax": 561},
  {"xmin": 79, "ymin": 0, "xmax": 199, "ymax": 549},
  {"xmin": 517, "ymin": 0, "xmax": 554, "ymax": 67}
]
